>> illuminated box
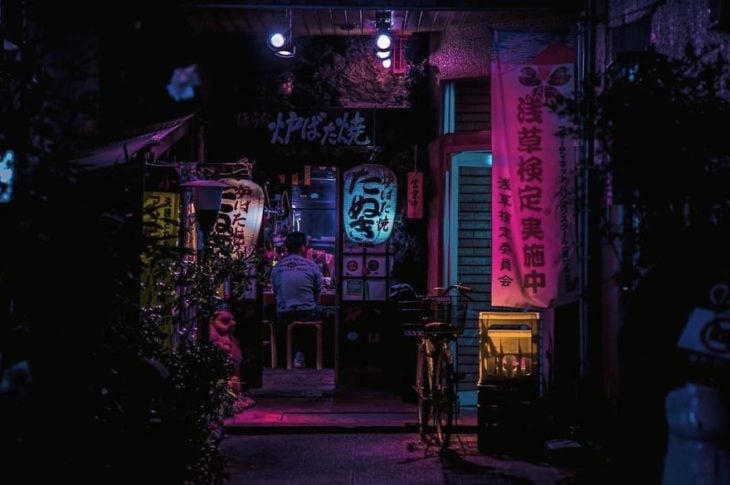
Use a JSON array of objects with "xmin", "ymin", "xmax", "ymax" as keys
[{"xmin": 478, "ymin": 312, "xmax": 539, "ymax": 384}]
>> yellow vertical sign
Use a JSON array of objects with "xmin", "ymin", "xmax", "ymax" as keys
[{"xmin": 141, "ymin": 191, "xmax": 180, "ymax": 351}]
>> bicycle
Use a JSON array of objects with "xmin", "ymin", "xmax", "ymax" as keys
[{"xmin": 413, "ymin": 283, "xmax": 472, "ymax": 452}]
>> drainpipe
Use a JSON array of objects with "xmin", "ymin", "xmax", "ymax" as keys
[{"xmin": 578, "ymin": 0, "xmax": 597, "ymax": 387}]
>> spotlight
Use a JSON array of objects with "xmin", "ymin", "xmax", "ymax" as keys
[
  {"xmin": 382, "ymin": 58, "xmax": 392, "ymax": 69},
  {"xmin": 268, "ymin": 33, "xmax": 286, "ymax": 50},
  {"xmin": 376, "ymin": 33, "xmax": 391, "ymax": 50},
  {"xmin": 267, "ymin": 9, "xmax": 295, "ymax": 58},
  {"xmin": 374, "ymin": 11, "xmax": 392, "ymax": 66},
  {"xmin": 275, "ymin": 44, "xmax": 296, "ymax": 59}
]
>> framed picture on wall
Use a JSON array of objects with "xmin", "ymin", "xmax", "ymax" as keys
[
  {"xmin": 364, "ymin": 256, "xmax": 387, "ymax": 277},
  {"xmin": 343, "ymin": 278, "xmax": 364, "ymax": 300},
  {"xmin": 366, "ymin": 279, "xmax": 388, "ymax": 300},
  {"xmin": 340, "ymin": 230, "xmax": 394, "ymax": 301},
  {"xmin": 343, "ymin": 255, "xmax": 363, "ymax": 277}
]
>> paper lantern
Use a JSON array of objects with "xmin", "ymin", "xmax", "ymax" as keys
[
  {"xmin": 343, "ymin": 163, "xmax": 397, "ymax": 244},
  {"xmin": 213, "ymin": 178, "xmax": 265, "ymax": 258}
]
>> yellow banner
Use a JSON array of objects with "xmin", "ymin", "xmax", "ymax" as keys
[{"xmin": 140, "ymin": 191, "xmax": 180, "ymax": 350}]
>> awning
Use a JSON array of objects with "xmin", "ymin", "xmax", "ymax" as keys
[{"xmin": 73, "ymin": 114, "xmax": 194, "ymax": 170}]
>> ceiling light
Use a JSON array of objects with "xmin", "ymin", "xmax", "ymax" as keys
[
  {"xmin": 376, "ymin": 33, "xmax": 391, "ymax": 50},
  {"xmin": 275, "ymin": 45, "xmax": 296, "ymax": 58},
  {"xmin": 267, "ymin": 9, "xmax": 295, "ymax": 59},
  {"xmin": 374, "ymin": 11, "xmax": 392, "ymax": 66},
  {"xmin": 268, "ymin": 33, "xmax": 285, "ymax": 50}
]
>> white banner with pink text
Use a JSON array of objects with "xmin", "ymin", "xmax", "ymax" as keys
[{"xmin": 490, "ymin": 31, "xmax": 579, "ymax": 308}]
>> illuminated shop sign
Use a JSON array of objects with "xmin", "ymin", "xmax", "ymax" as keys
[
  {"xmin": 343, "ymin": 163, "xmax": 397, "ymax": 244},
  {"xmin": 213, "ymin": 178, "xmax": 265, "ymax": 259}
]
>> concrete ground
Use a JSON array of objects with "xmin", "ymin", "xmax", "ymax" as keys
[
  {"xmin": 220, "ymin": 433, "xmax": 586, "ymax": 484},
  {"xmin": 221, "ymin": 369, "xmax": 606, "ymax": 483}
]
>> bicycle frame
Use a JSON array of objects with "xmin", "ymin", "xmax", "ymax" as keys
[{"xmin": 414, "ymin": 283, "xmax": 472, "ymax": 452}]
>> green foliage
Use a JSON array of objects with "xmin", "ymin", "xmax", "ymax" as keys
[
  {"xmin": 162, "ymin": 340, "xmax": 234, "ymax": 484},
  {"xmin": 2, "ymin": 5, "xmax": 246, "ymax": 482},
  {"xmin": 136, "ymin": 224, "xmax": 257, "ymax": 483},
  {"xmin": 561, "ymin": 44, "xmax": 730, "ymax": 285},
  {"xmin": 145, "ymin": 230, "xmax": 258, "ymax": 340}
]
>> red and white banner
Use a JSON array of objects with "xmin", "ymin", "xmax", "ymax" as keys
[
  {"xmin": 491, "ymin": 32, "xmax": 579, "ymax": 308},
  {"xmin": 407, "ymin": 171, "xmax": 423, "ymax": 219}
]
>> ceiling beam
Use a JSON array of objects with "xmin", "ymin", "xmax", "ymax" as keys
[{"xmin": 181, "ymin": 1, "xmax": 581, "ymax": 12}]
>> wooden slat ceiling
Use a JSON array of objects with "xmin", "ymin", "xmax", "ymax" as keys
[{"xmin": 182, "ymin": 7, "xmax": 573, "ymax": 36}]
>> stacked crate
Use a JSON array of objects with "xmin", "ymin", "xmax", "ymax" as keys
[{"xmin": 477, "ymin": 312, "xmax": 542, "ymax": 456}]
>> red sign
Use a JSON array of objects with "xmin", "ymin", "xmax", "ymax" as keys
[{"xmin": 407, "ymin": 171, "xmax": 424, "ymax": 219}]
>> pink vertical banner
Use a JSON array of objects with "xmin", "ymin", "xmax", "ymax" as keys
[
  {"xmin": 490, "ymin": 31, "xmax": 579, "ymax": 308},
  {"xmin": 407, "ymin": 171, "xmax": 424, "ymax": 219}
]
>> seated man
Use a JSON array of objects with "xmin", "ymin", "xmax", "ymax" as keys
[{"xmin": 270, "ymin": 231, "xmax": 323, "ymax": 368}]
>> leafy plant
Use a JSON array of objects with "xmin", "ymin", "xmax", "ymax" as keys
[
  {"xmin": 132, "ymin": 224, "xmax": 257, "ymax": 483},
  {"xmin": 561, "ymin": 43, "xmax": 730, "ymax": 291}
]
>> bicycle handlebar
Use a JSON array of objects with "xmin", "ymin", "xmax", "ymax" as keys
[{"xmin": 440, "ymin": 282, "xmax": 473, "ymax": 297}]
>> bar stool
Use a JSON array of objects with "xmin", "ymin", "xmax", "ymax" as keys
[
  {"xmin": 262, "ymin": 320, "xmax": 277, "ymax": 368},
  {"xmin": 286, "ymin": 320, "xmax": 323, "ymax": 370}
]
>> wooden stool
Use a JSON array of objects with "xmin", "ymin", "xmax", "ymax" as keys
[
  {"xmin": 262, "ymin": 320, "xmax": 277, "ymax": 368},
  {"xmin": 286, "ymin": 320, "xmax": 323, "ymax": 370}
]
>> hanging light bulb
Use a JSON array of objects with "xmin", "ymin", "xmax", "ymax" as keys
[
  {"xmin": 376, "ymin": 33, "xmax": 391, "ymax": 50},
  {"xmin": 267, "ymin": 9, "xmax": 296, "ymax": 58},
  {"xmin": 268, "ymin": 33, "xmax": 286, "ymax": 50},
  {"xmin": 374, "ymin": 11, "xmax": 392, "ymax": 64}
]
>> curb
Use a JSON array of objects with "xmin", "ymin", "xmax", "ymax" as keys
[{"xmin": 224, "ymin": 424, "xmax": 480, "ymax": 435}]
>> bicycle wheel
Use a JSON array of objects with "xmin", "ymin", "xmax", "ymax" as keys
[
  {"xmin": 415, "ymin": 341, "xmax": 431, "ymax": 437},
  {"xmin": 433, "ymin": 347, "xmax": 454, "ymax": 450}
]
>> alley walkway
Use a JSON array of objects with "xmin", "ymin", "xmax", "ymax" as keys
[
  {"xmin": 222, "ymin": 369, "xmax": 605, "ymax": 483},
  {"xmin": 221, "ymin": 433, "xmax": 586, "ymax": 484}
]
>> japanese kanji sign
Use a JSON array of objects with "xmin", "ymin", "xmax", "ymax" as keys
[
  {"xmin": 343, "ymin": 163, "xmax": 397, "ymax": 244},
  {"xmin": 212, "ymin": 178, "xmax": 264, "ymax": 259},
  {"xmin": 267, "ymin": 110, "xmax": 372, "ymax": 146},
  {"xmin": 140, "ymin": 191, "xmax": 180, "ymax": 349},
  {"xmin": 407, "ymin": 171, "xmax": 423, "ymax": 219},
  {"xmin": 490, "ymin": 31, "xmax": 579, "ymax": 308}
]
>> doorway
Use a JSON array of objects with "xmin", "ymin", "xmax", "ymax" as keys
[
  {"xmin": 443, "ymin": 151, "xmax": 492, "ymax": 406},
  {"xmin": 255, "ymin": 166, "xmax": 338, "ymax": 398}
]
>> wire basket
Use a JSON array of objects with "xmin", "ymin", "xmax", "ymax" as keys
[{"xmin": 428, "ymin": 294, "xmax": 470, "ymax": 335}]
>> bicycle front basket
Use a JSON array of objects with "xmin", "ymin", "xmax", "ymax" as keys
[{"xmin": 430, "ymin": 295, "xmax": 469, "ymax": 334}]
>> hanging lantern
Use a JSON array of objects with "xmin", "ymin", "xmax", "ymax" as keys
[
  {"xmin": 213, "ymin": 178, "xmax": 265, "ymax": 258},
  {"xmin": 343, "ymin": 163, "xmax": 397, "ymax": 244}
]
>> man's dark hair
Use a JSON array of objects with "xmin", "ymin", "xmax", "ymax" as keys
[{"xmin": 285, "ymin": 232, "xmax": 307, "ymax": 253}]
